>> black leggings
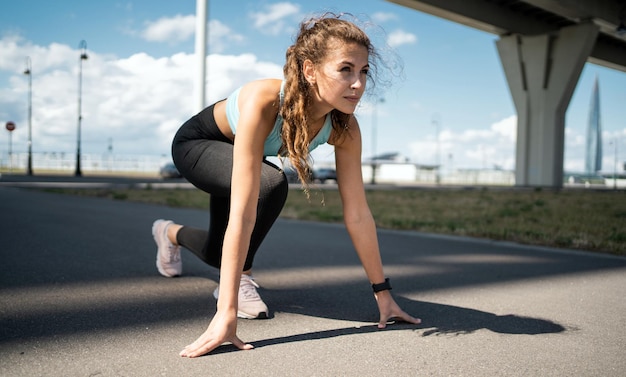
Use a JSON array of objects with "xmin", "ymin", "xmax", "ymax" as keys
[{"xmin": 171, "ymin": 101, "xmax": 288, "ymax": 271}]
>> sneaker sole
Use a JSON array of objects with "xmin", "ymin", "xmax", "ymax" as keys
[
  {"xmin": 213, "ymin": 288, "xmax": 269, "ymax": 319},
  {"xmin": 237, "ymin": 310, "xmax": 269, "ymax": 320},
  {"xmin": 152, "ymin": 220, "xmax": 181, "ymax": 278},
  {"xmin": 155, "ymin": 260, "xmax": 179, "ymax": 278}
]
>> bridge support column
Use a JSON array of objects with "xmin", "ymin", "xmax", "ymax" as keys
[{"xmin": 496, "ymin": 22, "xmax": 599, "ymax": 187}]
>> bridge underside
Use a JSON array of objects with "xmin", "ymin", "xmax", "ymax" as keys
[{"xmin": 388, "ymin": 0, "xmax": 626, "ymax": 187}]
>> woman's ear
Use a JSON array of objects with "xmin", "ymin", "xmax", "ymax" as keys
[{"xmin": 303, "ymin": 59, "xmax": 316, "ymax": 85}]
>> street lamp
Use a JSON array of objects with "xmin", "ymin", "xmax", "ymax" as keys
[
  {"xmin": 370, "ymin": 97, "xmax": 384, "ymax": 184},
  {"xmin": 610, "ymin": 136, "xmax": 619, "ymax": 190},
  {"xmin": 432, "ymin": 113, "xmax": 441, "ymax": 185},
  {"xmin": 75, "ymin": 40, "xmax": 88, "ymax": 177},
  {"xmin": 23, "ymin": 56, "xmax": 33, "ymax": 175}
]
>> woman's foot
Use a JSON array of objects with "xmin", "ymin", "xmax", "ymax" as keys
[
  {"xmin": 213, "ymin": 274, "xmax": 269, "ymax": 319},
  {"xmin": 152, "ymin": 219, "xmax": 182, "ymax": 277}
]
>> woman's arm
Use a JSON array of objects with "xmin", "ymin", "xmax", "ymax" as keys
[
  {"xmin": 333, "ymin": 117, "xmax": 421, "ymax": 328},
  {"xmin": 218, "ymin": 79, "xmax": 282, "ymax": 311},
  {"xmin": 333, "ymin": 117, "xmax": 384, "ymax": 283},
  {"xmin": 180, "ymin": 80, "xmax": 282, "ymax": 357}
]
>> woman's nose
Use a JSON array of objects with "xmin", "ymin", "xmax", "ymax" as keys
[{"xmin": 351, "ymin": 75, "xmax": 364, "ymax": 89}]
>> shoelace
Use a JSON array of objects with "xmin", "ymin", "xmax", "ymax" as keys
[
  {"xmin": 163, "ymin": 227, "xmax": 181, "ymax": 263},
  {"xmin": 239, "ymin": 277, "xmax": 261, "ymax": 300},
  {"xmin": 167, "ymin": 246, "xmax": 181, "ymax": 263}
]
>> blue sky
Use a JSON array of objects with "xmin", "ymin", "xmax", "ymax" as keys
[{"xmin": 1, "ymin": 0, "xmax": 625, "ymax": 173}]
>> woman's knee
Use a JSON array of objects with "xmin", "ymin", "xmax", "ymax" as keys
[{"xmin": 260, "ymin": 165, "xmax": 288, "ymax": 203}]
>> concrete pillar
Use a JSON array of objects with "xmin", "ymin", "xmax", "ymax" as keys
[{"xmin": 496, "ymin": 22, "xmax": 599, "ymax": 187}]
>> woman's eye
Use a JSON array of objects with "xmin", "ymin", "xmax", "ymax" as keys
[{"xmin": 340, "ymin": 66, "xmax": 351, "ymax": 72}]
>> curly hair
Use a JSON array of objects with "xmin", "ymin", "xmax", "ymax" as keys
[{"xmin": 280, "ymin": 13, "xmax": 380, "ymax": 191}]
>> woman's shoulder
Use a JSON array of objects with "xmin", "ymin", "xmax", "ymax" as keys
[
  {"xmin": 239, "ymin": 79, "xmax": 283, "ymax": 106},
  {"xmin": 234, "ymin": 79, "xmax": 283, "ymax": 123}
]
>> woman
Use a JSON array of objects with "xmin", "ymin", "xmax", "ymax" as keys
[{"xmin": 152, "ymin": 13, "xmax": 421, "ymax": 358}]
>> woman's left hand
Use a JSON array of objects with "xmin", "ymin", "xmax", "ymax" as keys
[
  {"xmin": 374, "ymin": 290, "xmax": 422, "ymax": 329},
  {"xmin": 179, "ymin": 309, "xmax": 252, "ymax": 358}
]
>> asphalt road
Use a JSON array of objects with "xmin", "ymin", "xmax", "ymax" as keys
[{"xmin": 0, "ymin": 177, "xmax": 625, "ymax": 376}]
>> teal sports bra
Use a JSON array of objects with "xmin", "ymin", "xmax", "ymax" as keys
[{"xmin": 225, "ymin": 81, "xmax": 332, "ymax": 157}]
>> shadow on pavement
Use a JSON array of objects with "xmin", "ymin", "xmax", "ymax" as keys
[
  {"xmin": 195, "ymin": 298, "xmax": 566, "ymax": 356},
  {"xmin": 0, "ymin": 187, "xmax": 614, "ymax": 349}
]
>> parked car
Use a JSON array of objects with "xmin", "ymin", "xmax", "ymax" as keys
[
  {"xmin": 159, "ymin": 162, "xmax": 182, "ymax": 179},
  {"xmin": 312, "ymin": 168, "xmax": 337, "ymax": 183}
]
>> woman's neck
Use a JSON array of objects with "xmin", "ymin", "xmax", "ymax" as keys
[
  {"xmin": 307, "ymin": 113, "xmax": 327, "ymax": 136},
  {"xmin": 307, "ymin": 84, "xmax": 334, "ymax": 121}
]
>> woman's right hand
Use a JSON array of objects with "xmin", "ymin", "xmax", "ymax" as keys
[{"xmin": 179, "ymin": 309, "xmax": 253, "ymax": 358}]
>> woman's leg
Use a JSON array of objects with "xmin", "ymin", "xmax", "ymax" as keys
[
  {"xmin": 245, "ymin": 159, "xmax": 288, "ymax": 270},
  {"xmin": 159, "ymin": 107, "xmax": 287, "ymax": 319},
  {"xmin": 171, "ymin": 112, "xmax": 289, "ymax": 272},
  {"xmin": 174, "ymin": 194, "xmax": 229, "ymax": 269},
  {"xmin": 174, "ymin": 153, "xmax": 288, "ymax": 270}
]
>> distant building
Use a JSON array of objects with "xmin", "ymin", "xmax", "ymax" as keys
[
  {"xmin": 366, "ymin": 152, "xmax": 410, "ymax": 163},
  {"xmin": 585, "ymin": 76, "xmax": 602, "ymax": 174}
]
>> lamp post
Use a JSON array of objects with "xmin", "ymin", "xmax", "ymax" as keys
[
  {"xmin": 432, "ymin": 113, "xmax": 441, "ymax": 185},
  {"xmin": 370, "ymin": 97, "xmax": 384, "ymax": 184},
  {"xmin": 195, "ymin": 0, "xmax": 208, "ymax": 113},
  {"xmin": 75, "ymin": 40, "xmax": 88, "ymax": 177},
  {"xmin": 611, "ymin": 136, "xmax": 619, "ymax": 190},
  {"xmin": 23, "ymin": 57, "xmax": 33, "ymax": 175}
]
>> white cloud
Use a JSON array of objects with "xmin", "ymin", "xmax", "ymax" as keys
[
  {"xmin": 372, "ymin": 12, "xmax": 397, "ymax": 23},
  {"xmin": 141, "ymin": 14, "xmax": 196, "ymax": 43},
  {"xmin": 250, "ymin": 2, "xmax": 301, "ymax": 35},
  {"xmin": 2, "ymin": 35, "xmax": 615, "ymax": 175},
  {"xmin": 0, "ymin": 35, "xmax": 25, "ymax": 71},
  {"xmin": 208, "ymin": 20, "xmax": 245, "ymax": 53},
  {"xmin": 139, "ymin": 15, "xmax": 244, "ymax": 52},
  {"xmin": 0, "ymin": 37, "xmax": 282, "ymax": 158},
  {"xmin": 387, "ymin": 29, "xmax": 417, "ymax": 48},
  {"xmin": 564, "ymin": 127, "xmax": 585, "ymax": 172},
  {"xmin": 408, "ymin": 116, "xmax": 517, "ymax": 170},
  {"xmin": 490, "ymin": 115, "xmax": 516, "ymax": 142},
  {"xmin": 563, "ymin": 127, "xmax": 626, "ymax": 173}
]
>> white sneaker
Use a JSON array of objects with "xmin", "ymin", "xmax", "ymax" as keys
[
  {"xmin": 152, "ymin": 219, "xmax": 182, "ymax": 277},
  {"xmin": 213, "ymin": 274, "xmax": 269, "ymax": 319}
]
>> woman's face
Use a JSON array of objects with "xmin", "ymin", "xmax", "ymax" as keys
[{"xmin": 310, "ymin": 40, "xmax": 369, "ymax": 115}]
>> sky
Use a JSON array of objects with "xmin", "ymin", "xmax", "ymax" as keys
[{"xmin": 0, "ymin": 0, "xmax": 625, "ymax": 173}]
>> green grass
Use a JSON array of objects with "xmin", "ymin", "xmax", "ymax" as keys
[{"xmin": 40, "ymin": 186, "xmax": 626, "ymax": 256}]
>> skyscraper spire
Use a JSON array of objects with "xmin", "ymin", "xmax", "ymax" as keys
[{"xmin": 585, "ymin": 76, "xmax": 602, "ymax": 174}]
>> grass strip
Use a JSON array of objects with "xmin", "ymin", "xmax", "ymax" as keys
[{"xmin": 40, "ymin": 186, "xmax": 626, "ymax": 256}]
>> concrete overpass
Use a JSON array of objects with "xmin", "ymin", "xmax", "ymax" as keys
[{"xmin": 387, "ymin": 0, "xmax": 626, "ymax": 187}]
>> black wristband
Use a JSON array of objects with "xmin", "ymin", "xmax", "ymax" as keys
[{"xmin": 372, "ymin": 278, "xmax": 392, "ymax": 293}]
